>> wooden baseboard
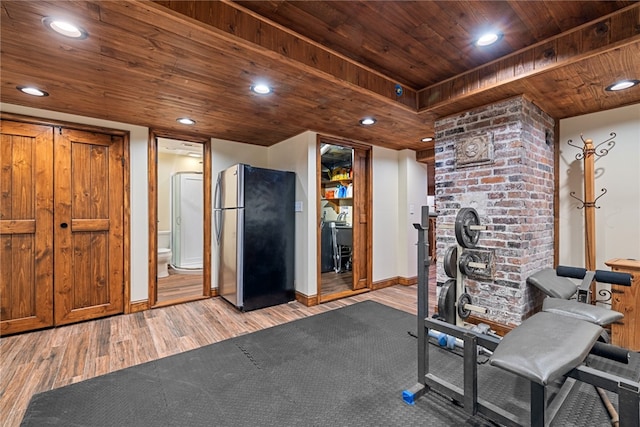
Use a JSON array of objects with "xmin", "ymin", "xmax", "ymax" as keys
[
  {"xmin": 467, "ymin": 315, "xmax": 513, "ymax": 337},
  {"xmin": 371, "ymin": 277, "xmax": 398, "ymax": 290},
  {"xmin": 371, "ymin": 276, "xmax": 416, "ymax": 290},
  {"xmin": 210, "ymin": 288, "xmax": 219, "ymax": 297},
  {"xmin": 398, "ymin": 276, "xmax": 417, "ymax": 286},
  {"xmin": 129, "ymin": 300, "xmax": 149, "ymax": 313},
  {"xmin": 295, "ymin": 292, "xmax": 318, "ymax": 307}
]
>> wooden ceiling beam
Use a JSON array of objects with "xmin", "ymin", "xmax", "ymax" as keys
[
  {"xmin": 417, "ymin": 3, "xmax": 640, "ymax": 115},
  {"xmin": 152, "ymin": 0, "xmax": 418, "ymax": 112}
]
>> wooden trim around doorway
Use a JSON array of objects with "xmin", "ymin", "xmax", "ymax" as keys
[
  {"xmin": 148, "ymin": 130, "xmax": 212, "ymax": 308},
  {"xmin": 316, "ymin": 135, "xmax": 373, "ymax": 301}
]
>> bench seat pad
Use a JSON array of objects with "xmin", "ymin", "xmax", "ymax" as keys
[
  {"xmin": 527, "ymin": 268, "xmax": 577, "ymax": 299},
  {"xmin": 489, "ymin": 312, "xmax": 602, "ymax": 385},
  {"xmin": 542, "ymin": 298, "xmax": 623, "ymax": 326}
]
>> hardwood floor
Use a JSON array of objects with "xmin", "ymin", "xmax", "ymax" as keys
[
  {"xmin": 320, "ymin": 270, "xmax": 353, "ymax": 296},
  {"xmin": 157, "ymin": 270, "xmax": 205, "ymax": 303},
  {"xmin": 0, "ymin": 266, "xmax": 436, "ymax": 427}
]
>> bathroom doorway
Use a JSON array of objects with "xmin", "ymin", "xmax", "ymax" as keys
[
  {"xmin": 148, "ymin": 132, "xmax": 211, "ymax": 307},
  {"xmin": 317, "ymin": 136, "xmax": 372, "ymax": 302}
]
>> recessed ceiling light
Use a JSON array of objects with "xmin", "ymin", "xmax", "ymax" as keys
[
  {"xmin": 42, "ymin": 17, "xmax": 88, "ymax": 39},
  {"xmin": 250, "ymin": 84, "xmax": 272, "ymax": 95},
  {"xmin": 605, "ymin": 79, "xmax": 639, "ymax": 91},
  {"xmin": 17, "ymin": 86, "xmax": 49, "ymax": 97},
  {"xmin": 359, "ymin": 117, "xmax": 376, "ymax": 126},
  {"xmin": 187, "ymin": 152, "xmax": 202, "ymax": 158},
  {"xmin": 421, "ymin": 137, "xmax": 433, "ymax": 143},
  {"xmin": 475, "ymin": 32, "xmax": 502, "ymax": 47},
  {"xmin": 176, "ymin": 117, "xmax": 196, "ymax": 125}
]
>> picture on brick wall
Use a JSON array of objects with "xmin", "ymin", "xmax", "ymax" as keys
[{"xmin": 455, "ymin": 133, "xmax": 494, "ymax": 168}]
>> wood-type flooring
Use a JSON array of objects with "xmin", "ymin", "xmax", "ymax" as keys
[
  {"xmin": 157, "ymin": 270, "xmax": 205, "ymax": 303},
  {"xmin": 1, "ymin": 265, "xmax": 436, "ymax": 427}
]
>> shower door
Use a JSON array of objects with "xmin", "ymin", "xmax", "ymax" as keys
[{"xmin": 171, "ymin": 172, "xmax": 204, "ymax": 269}]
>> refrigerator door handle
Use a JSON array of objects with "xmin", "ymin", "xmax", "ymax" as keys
[{"xmin": 214, "ymin": 174, "xmax": 222, "ymax": 243}]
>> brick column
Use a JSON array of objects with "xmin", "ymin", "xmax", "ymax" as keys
[{"xmin": 435, "ymin": 96, "xmax": 555, "ymax": 327}]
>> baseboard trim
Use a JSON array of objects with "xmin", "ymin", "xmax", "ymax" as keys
[
  {"xmin": 467, "ymin": 315, "xmax": 513, "ymax": 337},
  {"xmin": 371, "ymin": 276, "xmax": 416, "ymax": 290},
  {"xmin": 129, "ymin": 300, "xmax": 149, "ymax": 313},
  {"xmin": 295, "ymin": 292, "xmax": 318, "ymax": 307},
  {"xmin": 398, "ymin": 276, "xmax": 417, "ymax": 286},
  {"xmin": 371, "ymin": 277, "xmax": 398, "ymax": 290}
]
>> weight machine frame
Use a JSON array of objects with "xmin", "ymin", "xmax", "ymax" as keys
[{"xmin": 403, "ymin": 208, "xmax": 640, "ymax": 427}]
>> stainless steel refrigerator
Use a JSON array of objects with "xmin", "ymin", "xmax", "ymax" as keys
[{"xmin": 214, "ymin": 164, "xmax": 295, "ymax": 311}]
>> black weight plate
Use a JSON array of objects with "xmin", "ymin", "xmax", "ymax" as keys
[
  {"xmin": 437, "ymin": 279, "xmax": 456, "ymax": 325},
  {"xmin": 455, "ymin": 208, "xmax": 481, "ymax": 248},
  {"xmin": 458, "ymin": 251, "xmax": 479, "ymax": 277},
  {"xmin": 443, "ymin": 245, "xmax": 458, "ymax": 278},
  {"xmin": 457, "ymin": 293, "xmax": 473, "ymax": 319}
]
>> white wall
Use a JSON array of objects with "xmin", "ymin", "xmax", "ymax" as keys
[
  {"xmin": 372, "ymin": 147, "xmax": 400, "ymax": 281},
  {"xmin": 559, "ymin": 103, "xmax": 640, "ymax": 268},
  {"xmin": 268, "ymin": 131, "xmax": 318, "ymax": 297},
  {"xmin": 397, "ymin": 149, "xmax": 429, "ymax": 278}
]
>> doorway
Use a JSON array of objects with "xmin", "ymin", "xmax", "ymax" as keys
[
  {"xmin": 317, "ymin": 136, "xmax": 372, "ymax": 302},
  {"xmin": 148, "ymin": 132, "xmax": 211, "ymax": 307}
]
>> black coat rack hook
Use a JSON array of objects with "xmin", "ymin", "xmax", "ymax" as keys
[
  {"xmin": 569, "ymin": 188, "xmax": 607, "ymax": 209},
  {"xmin": 567, "ymin": 132, "xmax": 616, "ymax": 160}
]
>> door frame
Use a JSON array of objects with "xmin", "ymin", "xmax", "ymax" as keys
[
  {"xmin": 316, "ymin": 134, "xmax": 372, "ymax": 302},
  {"xmin": 148, "ymin": 129, "xmax": 212, "ymax": 307}
]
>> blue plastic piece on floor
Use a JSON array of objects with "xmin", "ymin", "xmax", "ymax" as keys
[{"xmin": 401, "ymin": 389, "xmax": 416, "ymax": 405}]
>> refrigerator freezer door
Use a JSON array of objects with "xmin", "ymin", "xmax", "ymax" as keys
[
  {"xmin": 219, "ymin": 164, "xmax": 244, "ymax": 209},
  {"xmin": 219, "ymin": 208, "xmax": 244, "ymax": 308}
]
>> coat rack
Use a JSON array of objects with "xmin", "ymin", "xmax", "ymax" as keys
[{"xmin": 567, "ymin": 132, "xmax": 616, "ymax": 271}]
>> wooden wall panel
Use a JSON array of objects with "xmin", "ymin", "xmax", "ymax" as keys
[{"xmin": 352, "ymin": 148, "xmax": 370, "ymax": 291}]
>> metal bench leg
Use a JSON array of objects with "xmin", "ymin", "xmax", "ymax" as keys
[{"xmin": 531, "ymin": 382, "xmax": 546, "ymax": 427}]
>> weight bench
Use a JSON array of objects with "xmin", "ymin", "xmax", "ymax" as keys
[
  {"xmin": 405, "ymin": 222, "xmax": 639, "ymax": 427},
  {"xmin": 488, "ymin": 308, "xmax": 632, "ymax": 426},
  {"xmin": 488, "ymin": 266, "xmax": 636, "ymax": 426},
  {"xmin": 527, "ymin": 265, "xmax": 632, "ymax": 304}
]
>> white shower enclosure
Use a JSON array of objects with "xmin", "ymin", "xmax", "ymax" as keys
[{"xmin": 171, "ymin": 172, "xmax": 204, "ymax": 269}]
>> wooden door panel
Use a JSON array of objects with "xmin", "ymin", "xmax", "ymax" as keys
[
  {"xmin": 0, "ymin": 121, "xmax": 54, "ymax": 335},
  {"xmin": 352, "ymin": 148, "xmax": 370, "ymax": 290},
  {"xmin": 54, "ymin": 129, "xmax": 124, "ymax": 325}
]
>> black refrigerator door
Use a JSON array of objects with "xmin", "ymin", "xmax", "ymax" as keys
[{"xmin": 241, "ymin": 166, "xmax": 295, "ymax": 311}]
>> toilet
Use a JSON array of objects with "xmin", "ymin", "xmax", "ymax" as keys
[{"xmin": 157, "ymin": 231, "xmax": 172, "ymax": 278}]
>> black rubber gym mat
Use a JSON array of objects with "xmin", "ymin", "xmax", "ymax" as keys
[{"xmin": 20, "ymin": 301, "xmax": 635, "ymax": 426}]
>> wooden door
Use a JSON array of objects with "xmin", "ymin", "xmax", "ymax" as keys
[
  {"xmin": 0, "ymin": 121, "xmax": 54, "ymax": 335},
  {"xmin": 351, "ymin": 147, "xmax": 371, "ymax": 290},
  {"xmin": 53, "ymin": 128, "xmax": 124, "ymax": 325}
]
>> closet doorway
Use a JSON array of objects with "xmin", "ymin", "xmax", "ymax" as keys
[
  {"xmin": 317, "ymin": 136, "xmax": 372, "ymax": 302},
  {"xmin": 148, "ymin": 132, "xmax": 211, "ymax": 307},
  {"xmin": 1, "ymin": 116, "xmax": 128, "ymax": 335}
]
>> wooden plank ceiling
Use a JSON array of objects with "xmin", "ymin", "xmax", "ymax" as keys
[{"xmin": 1, "ymin": 1, "xmax": 639, "ymax": 152}]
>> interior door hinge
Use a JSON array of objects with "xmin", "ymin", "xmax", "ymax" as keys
[
  {"xmin": 58, "ymin": 126, "xmax": 62, "ymax": 135},
  {"xmin": 121, "ymin": 157, "xmax": 125, "ymax": 167}
]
